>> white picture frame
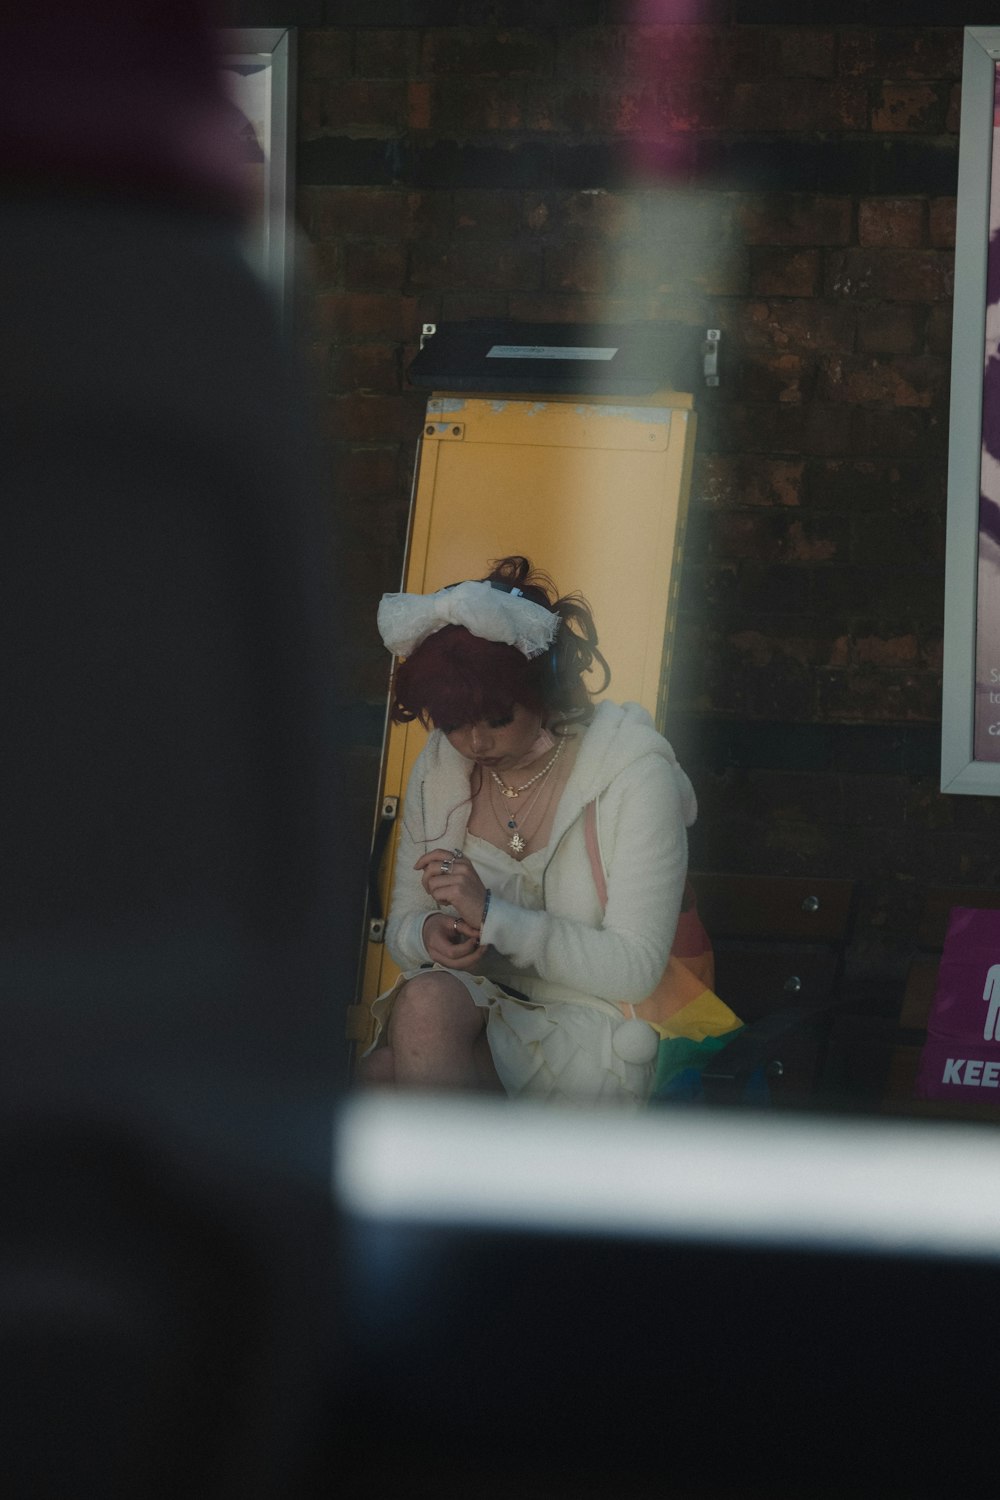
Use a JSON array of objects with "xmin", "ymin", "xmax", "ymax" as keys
[
  {"xmin": 942, "ymin": 26, "xmax": 1000, "ymax": 793},
  {"xmin": 217, "ymin": 26, "xmax": 296, "ymax": 329}
]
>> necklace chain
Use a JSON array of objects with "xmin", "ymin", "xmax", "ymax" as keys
[
  {"xmin": 489, "ymin": 736, "xmax": 564, "ymax": 799},
  {"xmin": 488, "ymin": 738, "xmax": 564, "ymax": 857}
]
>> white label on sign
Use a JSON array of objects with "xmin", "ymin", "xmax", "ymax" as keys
[{"xmin": 486, "ymin": 344, "xmax": 619, "ymax": 360}]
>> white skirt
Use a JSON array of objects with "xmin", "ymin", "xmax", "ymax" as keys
[{"xmin": 369, "ymin": 964, "xmax": 655, "ymax": 1109}]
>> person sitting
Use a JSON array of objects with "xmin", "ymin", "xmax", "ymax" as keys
[{"xmin": 361, "ymin": 555, "xmax": 697, "ymax": 1107}]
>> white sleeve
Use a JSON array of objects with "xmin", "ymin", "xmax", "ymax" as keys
[
  {"xmin": 480, "ymin": 756, "xmax": 687, "ymax": 1004},
  {"xmin": 385, "ymin": 766, "xmax": 437, "ymax": 970}
]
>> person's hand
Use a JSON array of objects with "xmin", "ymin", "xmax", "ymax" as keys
[
  {"xmin": 416, "ymin": 848, "xmax": 489, "ymax": 932},
  {"xmin": 422, "ymin": 912, "xmax": 487, "ymax": 971}
]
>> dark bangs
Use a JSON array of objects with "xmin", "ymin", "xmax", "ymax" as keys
[{"xmin": 391, "ymin": 624, "xmax": 545, "ymax": 729}]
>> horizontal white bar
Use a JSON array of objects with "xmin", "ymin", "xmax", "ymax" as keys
[{"xmin": 336, "ymin": 1095, "xmax": 1000, "ymax": 1261}]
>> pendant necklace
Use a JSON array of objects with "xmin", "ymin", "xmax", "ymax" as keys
[
  {"xmin": 489, "ymin": 738, "xmax": 564, "ymax": 855},
  {"xmin": 489, "ymin": 735, "xmax": 564, "ymax": 800}
]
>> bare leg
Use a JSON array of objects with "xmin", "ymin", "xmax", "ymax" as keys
[
  {"xmin": 355, "ymin": 1046, "xmax": 395, "ymax": 1087},
  {"xmin": 388, "ymin": 971, "xmax": 502, "ymax": 1092}
]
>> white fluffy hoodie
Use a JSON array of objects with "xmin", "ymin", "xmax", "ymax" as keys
[{"xmin": 386, "ymin": 700, "xmax": 697, "ymax": 1008}]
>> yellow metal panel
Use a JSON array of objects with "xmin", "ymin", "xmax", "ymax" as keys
[{"xmin": 357, "ymin": 386, "xmax": 698, "ymax": 1039}]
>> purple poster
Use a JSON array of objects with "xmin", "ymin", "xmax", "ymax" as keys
[{"xmin": 974, "ymin": 65, "xmax": 1000, "ymax": 759}]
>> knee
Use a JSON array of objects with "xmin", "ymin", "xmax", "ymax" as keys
[
  {"xmin": 390, "ymin": 971, "xmax": 477, "ymax": 1039},
  {"xmin": 394, "ymin": 969, "xmax": 457, "ymax": 1013}
]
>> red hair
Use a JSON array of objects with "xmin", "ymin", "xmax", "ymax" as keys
[
  {"xmin": 388, "ymin": 556, "xmax": 610, "ymax": 731},
  {"xmin": 392, "ymin": 625, "xmax": 545, "ymax": 730}
]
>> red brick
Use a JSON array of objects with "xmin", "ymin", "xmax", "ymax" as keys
[
  {"xmin": 338, "ymin": 493, "xmax": 409, "ymax": 552},
  {"xmin": 858, "ymin": 197, "xmax": 924, "ymax": 248},
  {"xmin": 408, "ymin": 81, "xmax": 431, "ymax": 131},
  {"xmin": 609, "ymin": 88, "xmax": 662, "ymax": 136},
  {"xmin": 929, "ymin": 197, "xmax": 956, "ymax": 248},
  {"xmin": 816, "ymin": 668, "xmax": 941, "ymax": 723},
  {"xmin": 414, "ymin": 291, "xmax": 443, "ymax": 328},
  {"xmin": 728, "ymin": 630, "xmax": 827, "ymax": 678},
  {"xmin": 720, "ymin": 298, "xmax": 856, "ymax": 354},
  {"xmin": 339, "ymin": 544, "xmax": 401, "ymax": 609},
  {"xmin": 507, "ymin": 292, "xmax": 648, "ymax": 324},
  {"xmin": 524, "ymin": 189, "xmax": 643, "ymax": 241},
  {"xmin": 926, "ymin": 304, "xmax": 954, "ymax": 355},
  {"xmin": 452, "ymin": 190, "xmax": 523, "ymax": 237},
  {"xmin": 643, "ymin": 191, "xmax": 736, "ymax": 248},
  {"xmin": 426, "ymin": 79, "xmax": 558, "ymax": 134},
  {"xmin": 421, "ymin": 28, "xmax": 555, "ymax": 78},
  {"xmin": 750, "ymin": 247, "xmax": 822, "ymax": 298},
  {"xmin": 820, "ymin": 355, "xmax": 946, "ymax": 409},
  {"xmin": 301, "ymin": 339, "xmax": 328, "ymax": 390},
  {"xmin": 645, "ymin": 288, "xmax": 717, "ymax": 325},
  {"xmin": 707, "ymin": 511, "xmax": 846, "ymax": 563},
  {"xmin": 626, "ymin": 24, "xmax": 726, "ymax": 81},
  {"xmin": 327, "ymin": 343, "xmax": 399, "ymax": 395},
  {"xmin": 335, "ymin": 445, "xmax": 400, "ymax": 495},
  {"xmin": 355, "ymin": 29, "xmax": 419, "ymax": 77},
  {"xmin": 946, "ymin": 83, "xmax": 961, "ymax": 134},
  {"xmin": 298, "ymin": 80, "xmax": 324, "ymax": 140},
  {"xmin": 438, "ymin": 291, "xmax": 510, "ymax": 323},
  {"xmin": 561, "ymin": 87, "xmax": 638, "ymax": 136},
  {"xmin": 921, "ymin": 634, "xmax": 944, "ymax": 673},
  {"xmin": 299, "ymin": 29, "xmax": 352, "ymax": 80},
  {"xmin": 410, "ymin": 240, "xmax": 543, "ymax": 292},
  {"xmin": 855, "ymin": 633, "xmax": 919, "ymax": 667},
  {"xmin": 653, "ymin": 79, "xmax": 728, "ymax": 132},
  {"xmin": 543, "ymin": 242, "xmax": 621, "ymax": 295},
  {"xmin": 677, "ymin": 247, "xmax": 748, "ymax": 298},
  {"xmin": 706, "ymin": 400, "xmax": 853, "ymax": 457},
  {"xmin": 404, "ymin": 191, "xmax": 453, "ymax": 239},
  {"xmin": 701, "ymin": 651, "xmax": 816, "ymax": 723},
  {"xmin": 297, "ymin": 186, "xmax": 409, "ymax": 242},
  {"xmin": 314, "ymin": 292, "xmax": 421, "ymax": 342},
  {"xmin": 343, "ymin": 240, "xmax": 406, "ymax": 293},
  {"xmin": 309, "ymin": 79, "xmax": 406, "ymax": 134},
  {"xmin": 805, "ymin": 458, "xmax": 939, "ymax": 512},
  {"xmin": 871, "ymin": 82, "xmax": 948, "ymax": 134},
  {"xmin": 856, "ymin": 304, "xmax": 924, "ymax": 355},
  {"xmin": 323, "ymin": 393, "xmax": 424, "ymax": 444},
  {"xmin": 826, "ymin": 249, "xmax": 954, "ymax": 302},
  {"xmin": 730, "ymin": 78, "xmax": 867, "ymax": 133},
  {"xmin": 730, "ymin": 26, "xmax": 836, "ymax": 78},
  {"xmin": 850, "ymin": 408, "xmax": 948, "ymax": 464},
  {"xmin": 838, "ymin": 29, "xmax": 963, "ymax": 80},
  {"xmin": 737, "ymin": 194, "xmax": 853, "ymax": 247},
  {"xmin": 697, "ymin": 455, "xmax": 805, "ymax": 508},
  {"xmin": 555, "ymin": 26, "xmax": 630, "ymax": 80},
  {"xmin": 306, "ymin": 243, "xmax": 343, "ymax": 290},
  {"xmin": 741, "ymin": 351, "xmax": 815, "ymax": 406}
]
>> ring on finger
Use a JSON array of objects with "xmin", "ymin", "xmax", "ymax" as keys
[{"xmin": 439, "ymin": 859, "xmax": 453, "ymax": 874}]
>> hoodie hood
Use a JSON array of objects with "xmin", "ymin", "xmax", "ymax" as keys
[
  {"xmin": 570, "ymin": 700, "xmax": 697, "ymax": 829},
  {"xmin": 419, "ymin": 698, "xmax": 696, "ymax": 852}
]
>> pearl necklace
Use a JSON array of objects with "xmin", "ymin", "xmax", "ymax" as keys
[
  {"xmin": 489, "ymin": 736, "xmax": 565, "ymax": 799},
  {"xmin": 490, "ymin": 756, "xmax": 557, "ymax": 856}
]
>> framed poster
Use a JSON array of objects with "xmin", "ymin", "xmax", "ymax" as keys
[
  {"xmin": 217, "ymin": 27, "xmax": 296, "ymax": 328},
  {"xmin": 943, "ymin": 27, "xmax": 1000, "ymax": 793}
]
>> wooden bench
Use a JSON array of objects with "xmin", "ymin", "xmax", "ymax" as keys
[
  {"xmin": 882, "ymin": 884, "xmax": 1000, "ymax": 1120},
  {"xmin": 690, "ymin": 872, "xmax": 857, "ymax": 1106}
]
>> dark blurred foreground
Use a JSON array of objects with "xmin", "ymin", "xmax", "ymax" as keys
[{"xmin": 1, "ymin": 7, "xmax": 346, "ymax": 1492}]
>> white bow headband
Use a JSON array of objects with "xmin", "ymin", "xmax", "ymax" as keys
[{"xmin": 377, "ymin": 579, "xmax": 560, "ymax": 660}]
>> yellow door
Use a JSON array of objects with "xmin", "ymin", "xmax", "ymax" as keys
[{"xmin": 349, "ymin": 386, "xmax": 698, "ymax": 1049}]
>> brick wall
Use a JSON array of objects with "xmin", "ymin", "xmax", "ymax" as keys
[{"xmin": 221, "ymin": 0, "xmax": 997, "ymax": 1087}]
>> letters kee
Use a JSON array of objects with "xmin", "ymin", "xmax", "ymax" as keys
[{"xmin": 941, "ymin": 1058, "xmax": 1000, "ymax": 1087}]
